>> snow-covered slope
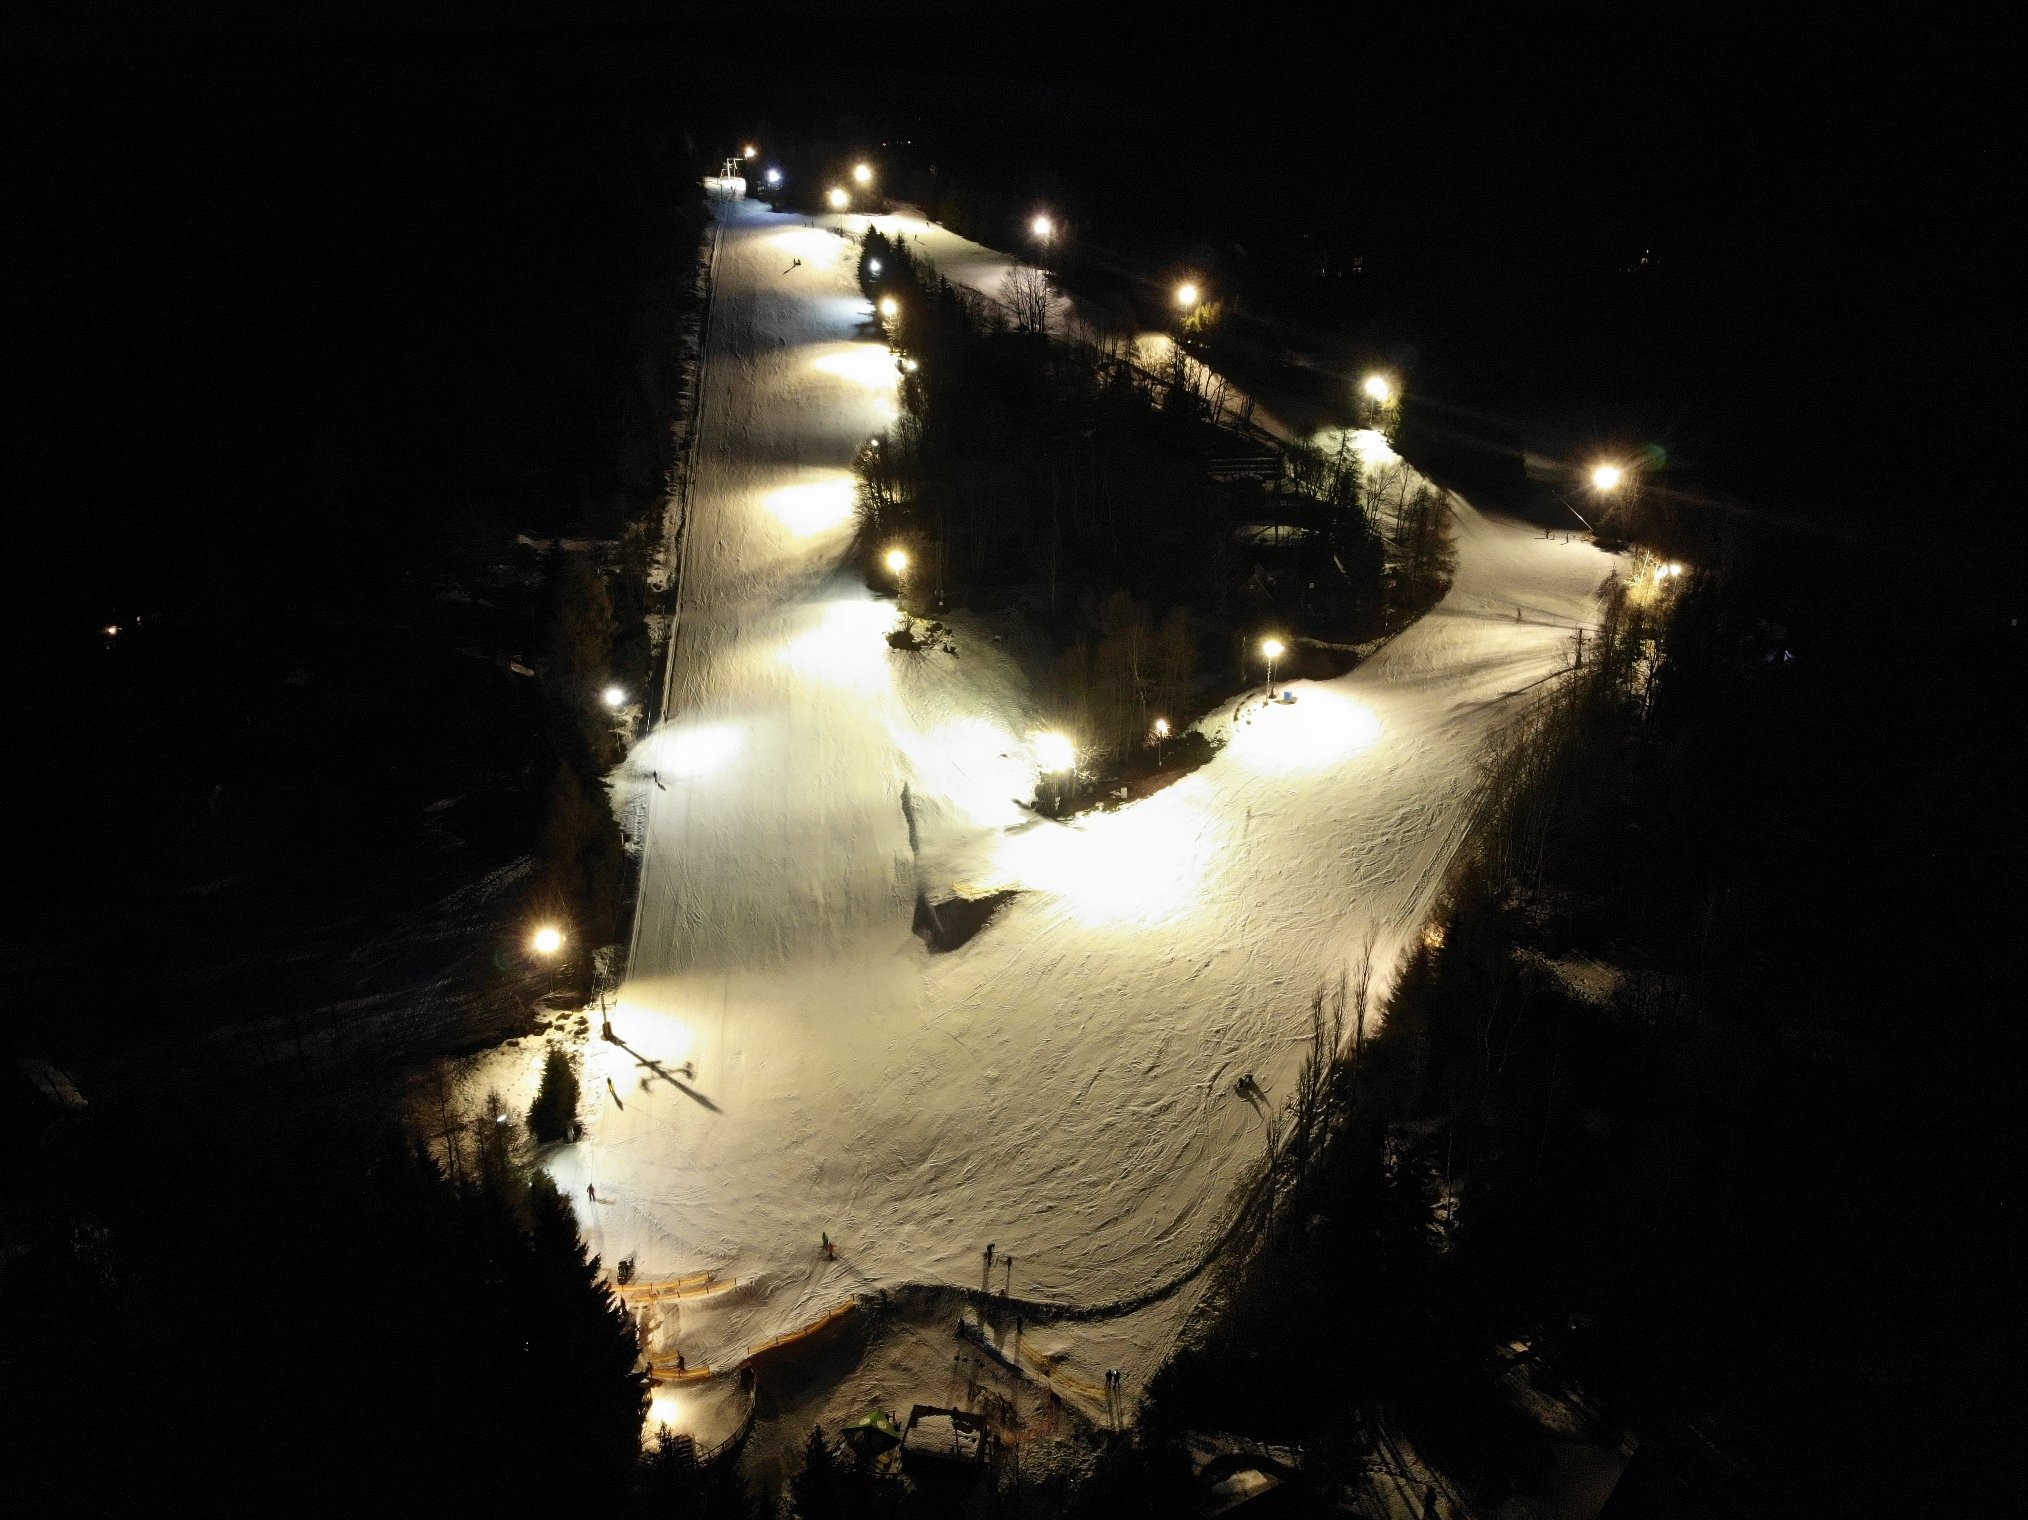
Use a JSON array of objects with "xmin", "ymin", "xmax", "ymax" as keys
[{"xmin": 541, "ymin": 198, "xmax": 1615, "ymax": 1392}]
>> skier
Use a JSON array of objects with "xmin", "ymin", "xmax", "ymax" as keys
[
  {"xmin": 675, "ymin": 1352, "xmax": 686, "ymax": 1373},
  {"xmin": 984, "ymin": 1242, "xmax": 996, "ymax": 1272},
  {"xmin": 822, "ymin": 1231, "xmax": 835, "ymax": 1259},
  {"xmin": 587, "ymin": 1183, "xmax": 596, "ymax": 1202}
]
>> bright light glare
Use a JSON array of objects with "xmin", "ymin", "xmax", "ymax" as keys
[
  {"xmin": 853, "ymin": 162, "xmax": 873, "ymax": 185},
  {"xmin": 780, "ymin": 600, "xmax": 900, "ymax": 692},
  {"xmin": 894, "ymin": 716, "xmax": 1031, "ymax": 832},
  {"xmin": 763, "ymin": 472, "xmax": 859, "ymax": 537},
  {"xmin": 901, "ymin": 357, "xmax": 919, "ymax": 372},
  {"xmin": 765, "ymin": 167, "xmax": 782, "ymax": 185},
  {"xmin": 1344, "ymin": 427, "xmax": 1400, "ymax": 467},
  {"xmin": 1031, "ymin": 214, "xmax": 1054, "ymax": 239},
  {"xmin": 1362, "ymin": 374, "xmax": 1393, "ymax": 403},
  {"xmin": 878, "ymin": 296, "xmax": 899, "ymax": 319},
  {"xmin": 1153, "ymin": 717, "xmax": 1171, "ymax": 737},
  {"xmin": 647, "ymin": 1387, "xmax": 686, "ymax": 1433},
  {"xmin": 827, "ymin": 187, "xmax": 849, "ymax": 210},
  {"xmin": 868, "ymin": 258, "xmax": 882, "ymax": 273},
  {"xmin": 993, "ymin": 790, "xmax": 1218, "ymax": 928},
  {"xmin": 1591, "ymin": 464, "xmax": 1623, "ymax": 491},
  {"xmin": 1261, "ymin": 637, "xmax": 1286, "ymax": 661},
  {"xmin": 1033, "ymin": 731, "xmax": 1076, "ymax": 774},
  {"xmin": 602, "ymin": 685, "xmax": 626, "ymax": 708},
  {"xmin": 658, "ymin": 722, "xmax": 745, "ymax": 779},
  {"xmin": 811, "ymin": 344, "xmax": 904, "ymax": 392},
  {"xmin": 532, "ymin": 925, "xmax": 564, "ymax": 956},
  {"xmin": 1175, "ymin": 282, "xmax": 1200, "ymax": 308},
  {"xmin": 884, "ymin": 547, "xmax": 910, "ymax": 574},
  {"xmin": 104, "ymin": 624, "xmax": 120, "ymax": 637},
  {"xmin": 742, "ymin": 145, "xmax": 757, "ymax": 159},
  {"xmin": 1225, "ymin": 685, "xmax": 1382, "ymax": 775}
]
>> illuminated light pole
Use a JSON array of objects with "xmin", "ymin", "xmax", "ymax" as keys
[
  {"xmin": 1362, "ymin": 373, "xmax": 1393, "ymax": 404},
  {"xmin": 852, "ymin": 162, "xmax": 873, "ymax": 186},
  {"xmin": 878, "ymin": 295, "xmax": 899, "ymax": 321},
  {"xmin": 1175, "ymin": 281, "xmax": 1201, "ymax": 311},
  {"xmin": 1591, "ymin": 463, "xmax": 1624, "ymax": 492},
  {"xmin": 1262, "ymin": 636, "xmax": 1286, "ymax": 699},
  {"xmin": 1031, "ymin": 213, "xmax": 1054, "ymax": 243},
  {"xmin": 765, "ymin": 167, "xmax": 782, "ymax": 186},
  {"xmin": 531, "ymin": 925, "xmax": 565, "ymax": 958},
  {"xmin": 1152, "ymin": 716, "xmax": 1170, "ymax": 767},
  {"xmin": 827, "ymin": 186, "xmax": 849, "ymax": 211},
  {"xmin": 884, "ymin": 546, "xmax": 910, "ymax": 579},
  {"xmin": 868, "ymin": 257, "xmax": 882, "ymax": 274},
  {"xmin": 601, "ymin": 685, "xmax": 626, "ymax": 709},
  {"xmin": 742, "ymin": 145, "xmax": 757, "ymax": 160}
]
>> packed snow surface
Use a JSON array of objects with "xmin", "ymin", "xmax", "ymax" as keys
[{"xmin": 548, "ymin": 198, "xmax": 1615, "ymax": 1389}]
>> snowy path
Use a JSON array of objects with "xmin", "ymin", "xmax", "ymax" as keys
[{"xmin": 544, "ymin": 198, "xmax": 1616, "ymax": 1390}]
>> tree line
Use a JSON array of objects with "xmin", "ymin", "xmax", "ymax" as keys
[
  {"xmin": 1077, "ymin": 513, "xmax": 2015, "ymax": 1513},
  {"xmin": 0, "ymin": 1077, "xmax": 758, "ymax": 1516},
  {"xmin": 853, "ymin": 228, "xmax": 1449, "ymax": 778}
]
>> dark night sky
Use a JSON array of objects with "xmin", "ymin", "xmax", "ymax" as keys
[{"xmin": 12, "ymin": 2, "xmax": 2016, "ymax": 572}]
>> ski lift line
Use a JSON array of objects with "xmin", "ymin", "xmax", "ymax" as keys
[{"xmin": 625, "ymin": 211, "xmax": 725, "ymax": 984}]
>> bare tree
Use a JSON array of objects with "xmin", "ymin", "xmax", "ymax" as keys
[{"xmin": 1000, "ymin": 265, "xmax": 1053, "ymax": 334}]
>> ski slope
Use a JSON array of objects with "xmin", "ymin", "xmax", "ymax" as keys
[{"xmin": 544, "ymin": 196, "xmax": 1617, "ymax": 1391}]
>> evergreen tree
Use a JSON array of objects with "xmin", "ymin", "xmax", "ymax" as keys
[
  {"xmin": 528, "ymin": 1043, "xmax": 581, "ymax": 1143},
  {"xmin": 788, "ymin": 1426, "xmax": 850, "ymax": 1520}
]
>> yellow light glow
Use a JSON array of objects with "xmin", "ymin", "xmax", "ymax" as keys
[
  {"xmin": 878, "ymin": 296, "xmax": 899, "ymax": 319},
  {"xmin": 1362, "ymin": 374, "xmax": 1393, "ymax": 403},
  {"xmin": 602, "ymin": 685, "xmax": 626, "ymax": 708},
  {"xmin": 779, "ymin": 600, "xmax": 900, "ymax": 692},
  {"xmin": 763, "ymin": 472, "xmax": 859, "ymax": 537},
  {"xmin": 532, "ymin": 925, "xmax": 564, "ymax": 956},
  {"xmin": 884, "ymin": 547, "xmax": 909, "ymax": 575},
  {"xmin": 657, "ymin": 722, "xmax": 745, "ymax": 779},
  {"xmin": 1226, "ymin": 685, "xmax": 1383, "ymax": 774},
  {"xmin": 742, "ymin": 145, "xmax": 757, "ymax": 159},
  {"xmin": 1261, "ymin": 637, "xmax": 1286, "ymax": 661},
  {"xmin": 1153, "ymin": 717, "xmax": 1170, "ymax": 737},
  {"xmin": 104, "ymin": 624, "xmax": 120, "ymax": 637},
  {"xmin": 1033, "ymin": 731, "xmax": 1076, "ymax": 774},
  {"xmin": 894, "ymin": 715, "xmax": 1031, "ymax": 832},
  {"xmin": 901, "ymin": 356, "xmax": 919, "ymax": 372},
  {"xmin": 1175, "ymin": 282, "xmax": 1200, "ymax": 309},
  {"xmin": 1031, "ymin": 214, "xmax": 1054, "ymax": 239},
  {"xmin": 853, "ymin": 162, "xmax": 873, "ymax": 185},
  {"xmin": 1591, "ymin": 464, "xmax": 1623, "ymax": 491},
  {"xmin": 646, "ymin": 1387, "xmax": 686, "ymax": 1433},
  {"xmin": 827, "ymin": 187, "xmax": 849, "ymax": 210},
  {"xmin": 992, "ymin": 788, "xmax": 1218, "ymax": 928},
  {"xmin": 810, "ymin": 344, "xmax": 904, "ymax": 392}
]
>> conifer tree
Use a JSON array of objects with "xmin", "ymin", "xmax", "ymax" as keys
[
  {"xmin": 788, "ymin": 1426, "xmax": 850, "ymax": 1520},
  {"xmin": 528, "ymin": 1043, "xmax": 581, "ymax": 1143}
]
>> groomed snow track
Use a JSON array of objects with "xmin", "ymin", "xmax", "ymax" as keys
[{"xmin": 538, "ymin": 194, "xmax": 1617, "ymax": 1407}]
